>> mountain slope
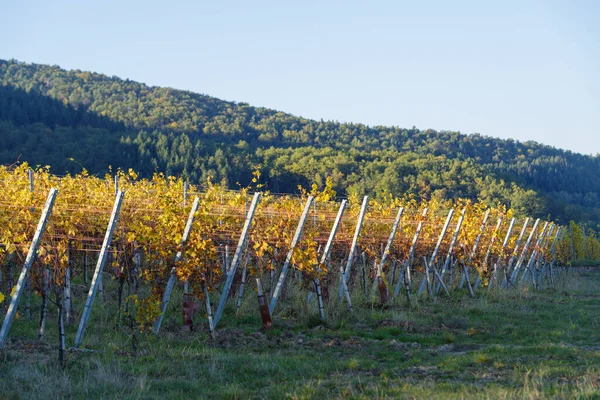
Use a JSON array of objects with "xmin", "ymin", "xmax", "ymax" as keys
[{"xmin": 0, "ymin": 59, "xmax": 599, "ymax": 227}]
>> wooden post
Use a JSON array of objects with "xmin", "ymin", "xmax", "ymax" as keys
[
  {"xmin": 213, "ymin": 193, "xmax": 261, "ymax": 327},
  {"xmin": 313, "ymin": 200, "xmax": 346, "ymax": 320},
  {"xmin": 98, "ymin": 251, "xmax": 104, "ymax": 300},
  {"xmin": 508, "ymin": 219, "xmax": 540, "ymax": 287},
  {"xmin": 339, "ymin": 262, "xmax": 353, "ymax": 310},
  {"xmin": 153, "ymin": 196, "xmax": 200, "ymax": 334},
  {"xmin": 506, "ymin": 218, "xmax": 530, "ymax": 272},
  {"xmin": 519, "ymin": 222, "xmax": 549, "ymax": 286},
  {"xmin": 435, "ymin": 208, "xmax": 466, "ymax": 295},
  {"xmin": 531, "ymin": 223, "xmax": 551, "ymax": 288},
  {"xmin": 74, "ymin": 191, "xmax": 125, "ymax": 348},
  {"xmin": 521, "ymin": 226, "xmax": 545, "ymax": 288},
  {"xmin": 500, "ymin": 218, "xmax": 530, "ymax": 288},
  {"xmin": 361, "ymin": 252, "xmax": 368, "ymax": 295},
  {"xmin": 423, "ymin": 257, "xmax": 433, "ymax": 296},
  {"xmin": 319, "ymin": 200, "xmax": 347, "ymax": 266},
  {"xmin": 64, "ymin": 241, "xmax": 73, "ymax": 325},
  {"xmin": 57, "ymin": 290, "xmax": 66, "ymax": 366},
  {"xmin": 430, "ymin": 260, "xmax": 450, "ymax": 297},
  {"xmin": 38, "ymin": 267, "xmax": 49, "ymax": 340},
  {"xmin": 225, "ymin": 245, "xmax": 230, "ymax": 272},
  {"xmin": 203, "ymin": 281, "xmax": 215, "ymax": 339},
  {"xmin": 460, "ymin": 260, "xmax": 476, "ymax": 297},
  {"xmin": 0, "ymin": 188, "xmax": 57, "ymax": 350},
  {"xmin": 371, "ymin": 207, "xmax": 405, "ymax": 299},
  {"xmin": 269, "ymin": 196, "xmax": 314, "ymax": 314},
  {"xmin": 339, "ymin": 196, "xmax": 369, "ymax": 297},
  {"xmin": 371, "ymin": 257, "xmax": 380, "ymax": 295},
  {"xmin": 83, "ymin": 244, "xmax": 89, "ymax": 285},
  {"xmin": 256, "ymin": 277, "xmax": 272, "ymax": 330},
  {"xmin": 459, "ymin": 209, "xmax": 490, "ymax": 289},
  {"xmin": 418, "ymin": 209, "xmax": 454, "ymax": 296},
  {"xmin": 394, "ymin": 208, "xmax": 428, "ymax": 298},
  {"xmin": 376, "ymin": 207, "xmax": 404, "ymax": 281}
]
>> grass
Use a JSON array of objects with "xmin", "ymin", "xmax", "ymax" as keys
[{"xmin": 1, "ymin": 267, "xmax": 600, "ymax": 399}]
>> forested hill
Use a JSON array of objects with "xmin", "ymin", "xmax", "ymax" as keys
[{"xmin": 1, "ymin": 59, "xmax": 599, "ymax": 228}]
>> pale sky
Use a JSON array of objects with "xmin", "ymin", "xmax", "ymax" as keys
[{"xmin": 1, "ymin": 0, "xmax": 599, "ymax": 155}]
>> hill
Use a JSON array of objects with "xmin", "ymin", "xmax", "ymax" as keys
[{"xmin": 0, "ymin": 59, "xmax": 599, "ymax": 227}]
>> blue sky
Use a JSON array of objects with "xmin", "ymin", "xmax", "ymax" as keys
[{"xmin": 1, "ymin": 0, "xmax": 599, "ymax": 155}]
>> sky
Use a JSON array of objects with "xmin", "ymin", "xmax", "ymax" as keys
[{"xmin": 1, "ymin": 0, "xmax": 599, "ymax": 155}]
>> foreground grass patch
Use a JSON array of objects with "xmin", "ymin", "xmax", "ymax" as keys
[{"xmin": 1, "ymin": 268, "xmax": 600, "ymax": 398}]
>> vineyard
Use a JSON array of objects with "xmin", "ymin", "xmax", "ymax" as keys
[{"xmin": 0, "ymin": 163, "xmax": 597, "ymax": 367}]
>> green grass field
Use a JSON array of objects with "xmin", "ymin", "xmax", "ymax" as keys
[{"xmin": 1, "ymin": 267, "xmax": 599, "ymax": 399}]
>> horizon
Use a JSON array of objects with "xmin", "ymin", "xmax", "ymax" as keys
[{"xmin": 1, "ymin": 1, "xmax": 599, "ymax": 155}]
